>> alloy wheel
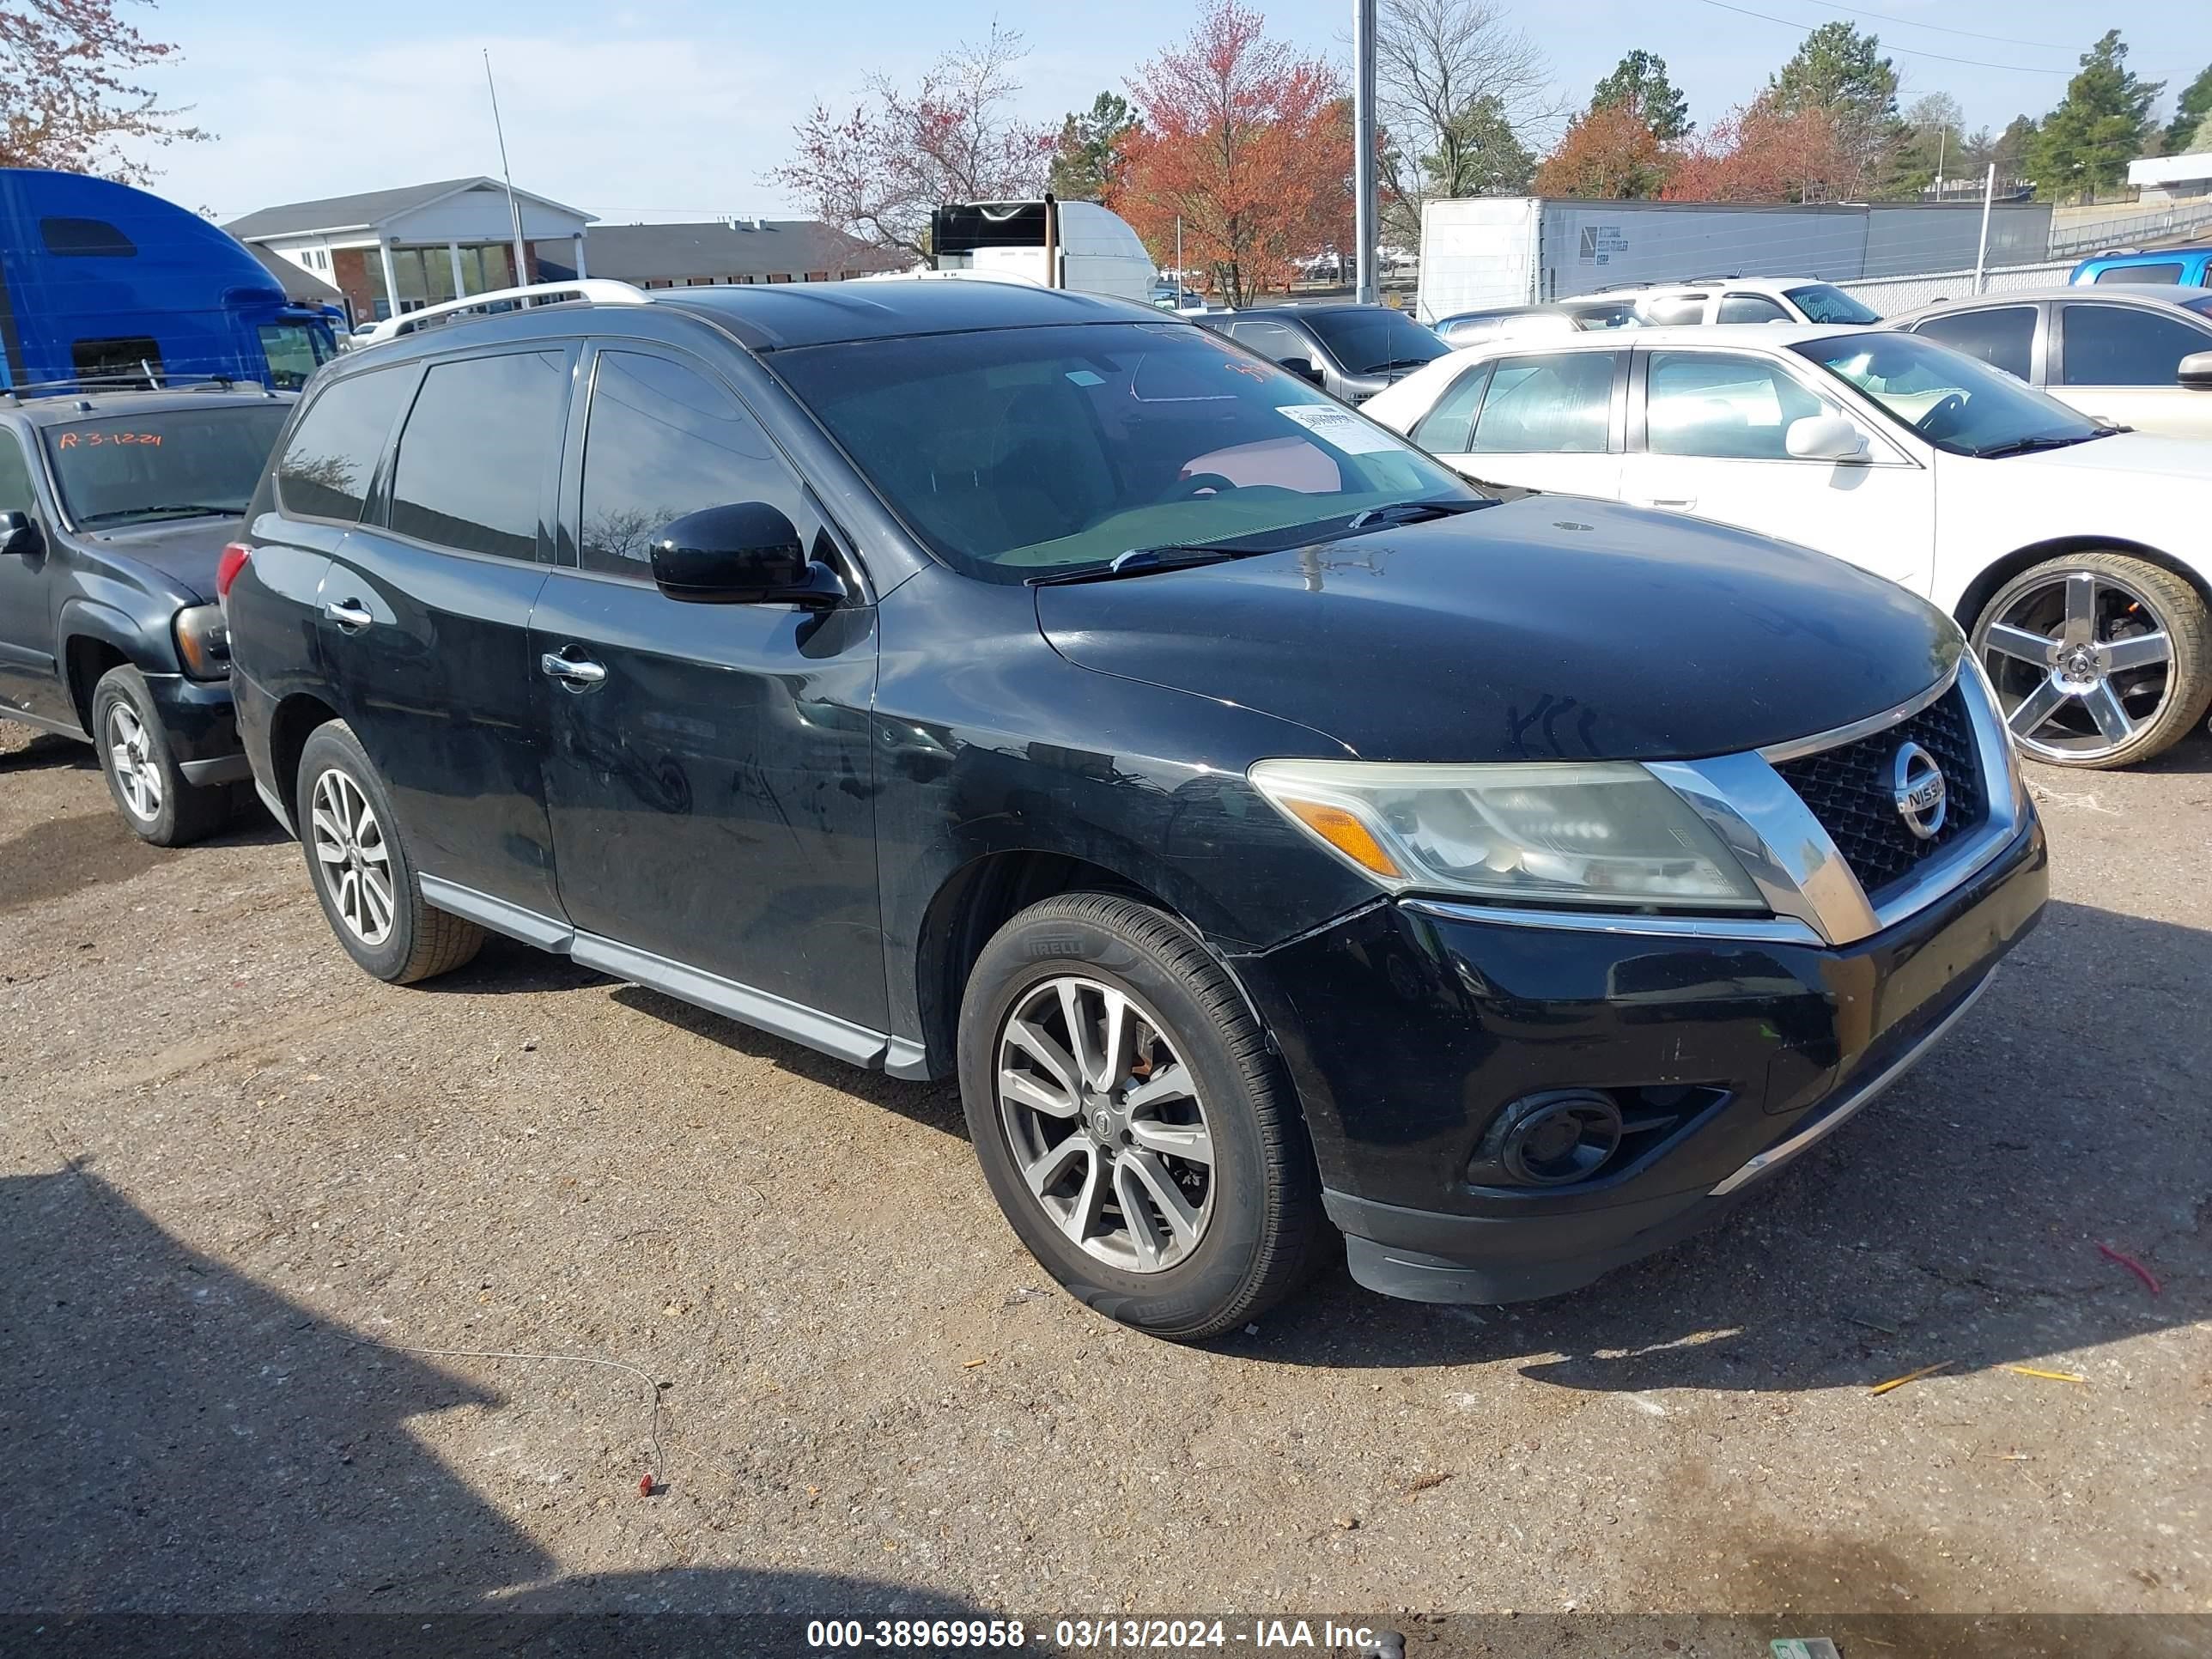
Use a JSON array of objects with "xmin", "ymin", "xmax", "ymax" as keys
[
  {"xmin": 994, "ymin": 975, "xmax": 1216, "ymax": 1273},
  {"xmin": 309, "ymin": 768, "xmax": 396, "ymax": 945},
  {"xmin": 105, "ymin": 703, "xmax": 162, "ymax": 822},
  {"xmin": 1976, "ymin": 568, "xmax": 2175, "ymax": 763}
]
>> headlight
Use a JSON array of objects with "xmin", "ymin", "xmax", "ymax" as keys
[
  {"xmin": 173, "ymin": 604, "xmax": 231, "ymax": 681},
  {"xmin": 1249, "ymin": 758, "xmax": 1765, "ymax": 909}
]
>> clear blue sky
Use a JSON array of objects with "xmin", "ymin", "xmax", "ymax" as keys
[{"xmin": 134, "ymin": 0, "xmax": 2210, "ymax": 223}]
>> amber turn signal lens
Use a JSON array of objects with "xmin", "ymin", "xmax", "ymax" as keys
[{"xmin": 1276, "ymin": 798, "xmax": 1404, "ymax": 879}]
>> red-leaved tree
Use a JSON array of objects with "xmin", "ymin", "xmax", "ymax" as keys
[
  {"xmin": 0, "ymin": 0, "xmax": 208, "ymax": 183},
  {"xmin": 1532, "ymin": 104, "xmax": 1671, "ymax": 198},
  {"xmin": 1663, "ymin": 100, "xmax": 1852, "ymax": 204},
  {"xmin": 771, "ymin": 22, "xmax": 1054, "ymax": 259},
  {"xmin": 1113, "ymin": 0, "xmax": 1350, "ymax": 307}
]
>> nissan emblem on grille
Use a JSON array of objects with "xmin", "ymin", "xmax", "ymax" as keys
[{"xmin": 1891, "ymin": 741, "xmax": 1948, "ymax": 841}]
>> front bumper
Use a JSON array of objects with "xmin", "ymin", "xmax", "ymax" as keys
[
  {"xmin": 1231, "ymin": 812, "xmax": 2048, "ymax": 1304},
  {"xmin": 143, "ymin": 672, "xmax": 249, "ymax": 786}
]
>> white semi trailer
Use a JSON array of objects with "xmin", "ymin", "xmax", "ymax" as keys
[{"xmin": 1414, "ymin": 196, "xmax": 2055, "ymax": 322}]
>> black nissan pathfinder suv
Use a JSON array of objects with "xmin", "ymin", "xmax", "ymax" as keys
[
  {"xmin": 222, "ymin": 283, "xmax": 2046, "ymax": 1340},
  {"xmin": 0, "ymin": 382, "xmax": 291, "ymax": 842}
]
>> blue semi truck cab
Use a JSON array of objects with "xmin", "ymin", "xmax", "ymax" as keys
[{"xmin": 0, "ymin": 168, "xmax": 337, "ymax": 392}]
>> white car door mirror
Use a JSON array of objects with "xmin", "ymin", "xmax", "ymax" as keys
[
  {"xmin": 1786, "ymin": 415, "xmax": 1871, "ymax": 463},
  {"xmin": 2178, "ymin": 349, "xmax": 2212, "ymax": 391}
]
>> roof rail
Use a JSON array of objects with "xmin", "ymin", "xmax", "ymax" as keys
[
  {"xmin": 1, "ymin": 373, "xmax": 258, "ymax": 404},
  {"xmin": 357, "ymin": 279, "xmax": 651, "ymax": 347}
]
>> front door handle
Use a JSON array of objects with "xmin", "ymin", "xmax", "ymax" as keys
[
  {"xmin": 540, "ymin": 650, "xmax": 607, "ymax": 689},
  {"xmin": 325, "ymin": 599, "xmax": 374, "ymax": 629}
]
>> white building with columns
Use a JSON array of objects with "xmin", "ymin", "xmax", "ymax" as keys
[{"xmin": 225, "ymin": 178, "xmax": 594, "ymax": 326}]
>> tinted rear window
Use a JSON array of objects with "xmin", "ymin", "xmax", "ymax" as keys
[
  {"xmin": 277, "ymin": 367, "xmax": 413, "ymax": 523},
  {"xmin": 388, "ymin": 351, "xmax": 567, "ymax": 560},
  {"xmin": 2092, "ymin": 263, "xmax": 2184, "ymax": 285},
  {"xmin": 46, "ymin": 406, "xmax": 290, "ymax": 528},
  {"xmin": 1784, "ymin": 284, "xmax": 1881, "ymax": 325}
]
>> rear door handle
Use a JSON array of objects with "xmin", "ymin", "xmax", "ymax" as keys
[
  {"xmin": 325, "ymin": 599, "xmax": 374, "ymax": 629},
  {"xmin": 540, "ymin": 651, "xmax": 607, "ymax": 689}
]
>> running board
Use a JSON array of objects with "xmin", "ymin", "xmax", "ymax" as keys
[{"xmin": 419, "ymin": 873, "xmax": 914, "ymax": 1073}]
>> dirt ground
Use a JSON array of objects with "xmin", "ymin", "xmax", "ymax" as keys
[{"xmin": 3, "ymin": 715, "xmax": 2207, "ymax": 1644}]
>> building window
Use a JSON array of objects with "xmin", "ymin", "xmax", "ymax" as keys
[
  {"xmin": 805, "ymin": 270, "xmax": 830, "ymax": 282},
  {"xmin": 768, "ymin": 272, "xmax": 793, "ymax": 283}
]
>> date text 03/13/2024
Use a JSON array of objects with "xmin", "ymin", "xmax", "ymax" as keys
[{"xmin": 804, "ymin": 1619, "xmax": 1399, "ymax": 1652}]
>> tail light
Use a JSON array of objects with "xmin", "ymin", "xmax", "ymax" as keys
[{"xmin": 216, "ymin": 542, "xmax": 251, "ymax": 602}]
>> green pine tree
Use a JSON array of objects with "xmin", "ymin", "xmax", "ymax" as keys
[
  {"xmin": 2164, "ymin": 63, "xmax": 2212, "ymax": 155},
  {"xmin": 1047, "ymin": 93, "xmax": 1141, "ymax": 203},
  {"xmin": 2028, "ymin": 31, "xmax": 2163, "ymax": 200},
  {"xmin": 1590, "ymin": 51, "xmax": 1692, "ymax": 143},
  {"xmin": 1767, "ymin": 21, "xmax": 1901, "ymax": 194}
]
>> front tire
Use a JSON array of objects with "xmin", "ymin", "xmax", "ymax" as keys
[
  {"xmin": 92, "ymin": 665, "xmax": 233, "ymax": 847},
  {"xmin": 295, "ymin": 720, "xmax": 483, "ymax": 984},
  {"xmin": 1970, "ymin": 552, "xmax": 2212, "ymax": 769},
  {"xmin": 957, "ymin": 893, "xmax": 1324, "ymax": 1340}
]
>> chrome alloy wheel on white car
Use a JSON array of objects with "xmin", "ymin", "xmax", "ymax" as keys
[{"xmin": 1974, "ymin": 566, "xmax": 2183, "ymax": 764}]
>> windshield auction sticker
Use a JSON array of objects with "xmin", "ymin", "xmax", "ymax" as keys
[{"xmin": 1274, "ymin": 404, "xmax": 1399, "ymax": 453}]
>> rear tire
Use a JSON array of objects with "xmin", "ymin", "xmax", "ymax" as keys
[
  {"xmin": 295, "ymin": 720, "xmax": 483, "ymax": 984},
  {"xmin": 957, "ymin": 892, "xmax": 1324, "ymax": 1340},
  {"xmin": 92, "ymin": 665, "xmax": 233, "ymax": 847}
]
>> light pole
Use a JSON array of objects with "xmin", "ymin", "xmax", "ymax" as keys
[{"xmin": 1353, "ymin": 0, "xmax": 1378, "ymax": 305}]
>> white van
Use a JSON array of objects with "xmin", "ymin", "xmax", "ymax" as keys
[{"xmin": 929, "ymin": 200, "xmax": 1155, "ymax": 306}]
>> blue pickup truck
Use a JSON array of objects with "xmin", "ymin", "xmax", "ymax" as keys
[
  {"xmin": 2071, "ymin": 246, "xmax": 2212, "ymax": 288},
  {"xmin": 0, "ymin": 168, "xmax": 338, "ymax": 392}
]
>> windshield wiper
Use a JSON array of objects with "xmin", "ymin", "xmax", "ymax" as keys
[
  {"xmin": 1344, "ymin": 498, "xmax": 1495, "ymax": 532},
  {"xmin": 1028, "ymin": 544, "xmax": 1276, "ymax": 586},
  {"xmin": 1971, "ymin": 432, "xmax": 2112, "ymax": 459},
  {"xmin": 79, "ymin": 502, "xmax": 238, "ymax": 526}
]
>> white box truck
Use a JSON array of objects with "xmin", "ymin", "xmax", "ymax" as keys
[{"xmin": 929, "ymin": 198, "xmax": 1156, "ymax": 305}]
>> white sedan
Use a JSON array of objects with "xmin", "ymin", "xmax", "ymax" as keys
[{"xmin": 1364, "ymin": 325, "xmax": 2212, "ymax": 768}]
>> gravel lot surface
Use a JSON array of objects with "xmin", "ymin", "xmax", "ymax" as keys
[{"xmin": 3, "ymin": 716, "xmax": 2207, "ymax": 1642}]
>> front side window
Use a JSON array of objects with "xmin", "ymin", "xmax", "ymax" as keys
[
  {"xmin": 1795, "ymin": 332, "xmax": 2102, "ymax": 456},
  {"xmin": 72, "ymin": 337, "xmax": 163, "ymax": 383},
  {"xmin": 1718, "ymin": 295, "xmax": 1791, "ymax": 325},
  {"xmin": 44, "ymin": 406, "xmax": 290, "ymax": 528},
  {"xmin": 1645, "ymin": 352, "xmax": 1835, "ymax": 459},
  {"xmin": 2091, "ymin": 263, "xmax": 2184, "ymax": 286},
  {"xmin": 41, "ymin": 217, "xmax": 136, "ymax": 258},
  {"xmin": 1468, "ymin": 351, "xmax": 1617, "ymax": 454},
  {"xmin": 578, "ymin": 352, "xmax": 799, "ymax": 580},
  {"xmin": 0, "ymin": 431, "xmax": 38, "ymax": 520},
  {"xmin": 1410, "ymin": 362, "xmax": 1493, "ymax": 453},
  {"xmin": 2060, "ymin": 304, "xmax": 2212, "ymax": 386},
  {"xmin": 1911, "ymin": 307, "xmax": 2036, "ymax": 382},
  {"xmin": 257, "ymin": 323, "xmax": 328, "ymax": 391},
  {"xmin": 1226, "ymin": 321, "xmax": 1312, "ymax": 364},
  {"xmin": 388, "ymin": 351, "xmax": 568, "ymax": 560},
  {"xmin": 768, "ymin": 321, "xmax": 1478, "ymax": 582},
  {"xmin": 278, "ymin": 367, "xmax": 414, "ymax": 522},
  {"xmin": 1784, "ymin": 284, "xmax": 1881, "ymax": 325},
  {"xmin": 1302, "ymin": 308, "xmax": 1447, "ymax": 374}
]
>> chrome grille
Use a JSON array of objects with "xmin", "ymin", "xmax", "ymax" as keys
[{"xmin": 1771, "ymin": 684, "xmax": 1987, "ymax": 903}]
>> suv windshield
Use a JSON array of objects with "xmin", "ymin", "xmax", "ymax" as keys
[
  {"xmin": 45, "ymin": 405, "xmax": 291, "ymax": 527},
  {"xmin": 1785, "ymin": 284, "xmax": 1882, "ymax": 325},
  {"xmin": 1303, "ymin": 308, "xmax": 1449, "ymax": 374},
  {"xmin": 1792, "ymin": 332, "xmax": 2103, "ymax": 456},
  {"xmin": 257, "ymin": 320, "xmax": 337, "ymax": 391},
  {"xmin": 770, "ymin": 321, "xmax": 1479, "ymax": 581}
]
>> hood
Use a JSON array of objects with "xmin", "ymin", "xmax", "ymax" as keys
[
  {"xmin": 1036, "ymin": 499, "xmax": 1958, "ymax": 763},
  {"xmin": 82, "ymin": 515, "xmax": 245, "ymax": 602},
  {"xmin": 1990, "ymin": 430, "xmax": 2212, "ymax": 481}
]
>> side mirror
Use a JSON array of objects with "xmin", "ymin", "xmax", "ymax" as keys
[
  {"xmin": 1279, "ymin": 356, "xmax": 1325, "ymax": 386},
  {"xmin": 648, "ymin": 503, "xmax": 847, "ymax": 608},
  {"xmin": 2179, "ymin": 349, "xmax": 2212, "ymax": 391},
  {"xmin": 0, "ymin": 509, "xmax": 42, "ymax": 559},
  {"xmin": 1785, "ymin": 415, "xmax": 1871, "ymax": 464}
]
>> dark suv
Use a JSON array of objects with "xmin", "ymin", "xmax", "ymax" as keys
[
  {"xmin": 222, "ymin": 283, "xmax": 2046, "ymax": 1340},
  {"xmin": 0, "ymin": 382, "xmax": 292, "ymax": 842},
  {"xmin": 1200, "ymin": 304, "xmax": 1449, "ymax": 403}
]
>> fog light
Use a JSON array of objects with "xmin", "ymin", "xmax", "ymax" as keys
[{"xmin": 1482, "ymin": 1091, "xmax": 1624, "ymax": 1187}]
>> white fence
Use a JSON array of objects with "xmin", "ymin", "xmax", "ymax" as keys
[
  {"xmin": 2045, "ymin": 199, "xmax": 2212, "ymax": 258},
  {"xmin": 1837, "ymin": 258, "xmax": 2075, "ymax": 316}
]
